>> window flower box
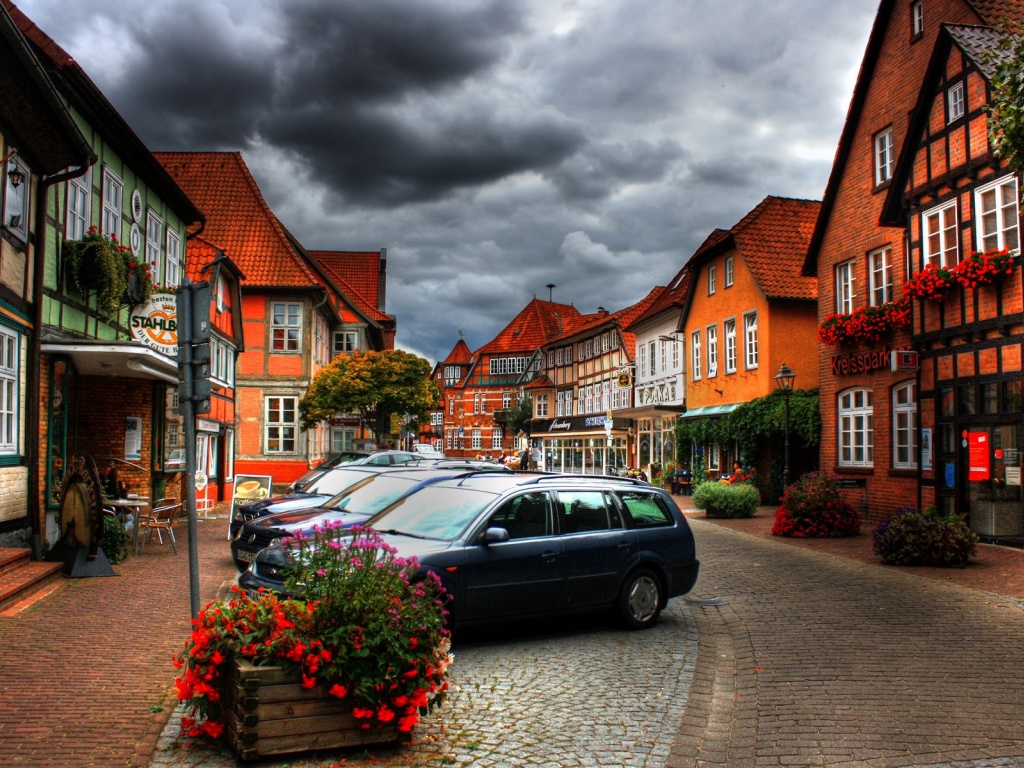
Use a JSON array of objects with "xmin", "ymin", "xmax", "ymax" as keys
[
  {"xmin": 902, "ymin": 263, "xmax": 954, "ymax": 301},
  {"xmin": 950, "ymin": 247, "xmax": 1017, "ymax": 290},
  {"xmin": 63, "ymin": 226, "xmax": 153, "ymax": 315},
  {"xmin": 818, "ymin": 299, "xmax": 911, "ymax": 347}
]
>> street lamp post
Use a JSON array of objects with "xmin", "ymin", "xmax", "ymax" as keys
[{"xmin": 774, "ymin": 363, "xmax": 796, "ymax": 490}]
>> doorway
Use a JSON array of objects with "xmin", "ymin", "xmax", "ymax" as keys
[{"xmin": 966, "ymin": 424, "xmax": 1023, "ymax": 541}]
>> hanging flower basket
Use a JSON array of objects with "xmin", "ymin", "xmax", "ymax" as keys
[
  {"xmin": 950, "ymin": 247, "xmax": 1017, "ymax": 290},
  {"xmin": 818, "ymin": 299, "xmax": 911, "ymax": 347},
  {"xmin": 62, "ymin": 226, "xmax": 152, "ymax": 315},
  {"xmin": 902, "ymin": 264, "xmax": 955, "ymax": 301}
]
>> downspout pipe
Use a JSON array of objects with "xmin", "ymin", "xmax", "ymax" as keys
[{"xmin": 28, "ymin": 160, "xmax": 94, "ymax": 558}]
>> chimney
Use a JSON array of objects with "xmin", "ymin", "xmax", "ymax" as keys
[{"xmin": 378, "ymin": 248, "xmax": 387, "ymax": 311}]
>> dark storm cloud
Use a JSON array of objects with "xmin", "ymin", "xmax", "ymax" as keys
[
  {"xmin": 278, "ymin": 0, "xmax": 523, "ymax": 105},
  {"xmin": 546, "ymin": 139, "xmax": 687, "ymax": 202}
]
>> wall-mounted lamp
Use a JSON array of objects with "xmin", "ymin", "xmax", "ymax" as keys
[{"xmin": 7, "ymin": 162, "xmax": 24, "ymax": 189}]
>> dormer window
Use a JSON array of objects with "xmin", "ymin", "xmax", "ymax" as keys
[{"xmin": 947, "ymin": 81, "xmax": 964, "ymax": 123}]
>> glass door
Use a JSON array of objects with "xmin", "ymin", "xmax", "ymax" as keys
[{"xmin": 967, "ymin": 424, "xmax": 1023, "ymax": 539}]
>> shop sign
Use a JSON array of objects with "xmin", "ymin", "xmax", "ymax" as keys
[
  {"xmin": 968, "ymin": 432, "xmax": 990, "ymax": 481},
  {"xmin": 890, "ymin": 350, "xmax": 919, "ymax": 371},
  {"xmin": 616, "ymin": 372, "xmax": 631, "ymax": 388},
  {"xmin": 549, "ymin": 419, "xmax": 572, "ymax": 431},
  {"xmin": 130, "ymin": 293, "xmax": 178, "ymax": 356},
  {"xmin": 831, "ymin": 347, "xmax": 891, "ymax": 376}
]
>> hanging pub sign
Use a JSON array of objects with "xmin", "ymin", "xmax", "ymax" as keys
[
  {"xmin": 831, "ymin": 347, "xmax": 891, "ymax": 376},
  {"xmin": 968, "ymin": 432, "xmax": 990, "ymax": 481},
  {"xmin": 130, "ymin": 292, "xmax": 178, "ymax": 356},
  {"xmin": 616, "ymin": 371, "xmax": 632, "ymax": 388}
]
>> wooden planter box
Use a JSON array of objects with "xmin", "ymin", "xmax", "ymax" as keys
[{"xmin": 222, "ymin": 658, "xmax": 400, "ymax": 762}]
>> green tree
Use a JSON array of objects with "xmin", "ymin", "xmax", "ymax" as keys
[
  {"xmin": 504, "ymin": 393, "xmax": 533, "ymax": 438},
  {"xmin": 987, "ymin": 25, "xmax": 1024, "ymax": 176},
  {"xmin": 299, "ymin": 350, "xmax": 439, "ymax": 441}
]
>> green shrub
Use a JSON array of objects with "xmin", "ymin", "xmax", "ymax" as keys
[
  {"xmin": 772, "ymin": 472, "xmax": 860, "ymax": 538},
  {"xmin": 101, "ymin": 514, "xmax": 130, "ymax": 564},
  {"xmin": 692, "ymin": 482, "xmax": 760, "ymax": 519},
  {"xmin": 872, "ymin": 507, "xmax": 978, "ymax": 567}
]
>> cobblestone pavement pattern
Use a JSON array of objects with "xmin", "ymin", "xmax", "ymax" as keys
[
  {"xmin": 4, "ymin": 501, "xmax": 1024, "ymax": 768},
  {"xmin": 667, "ymin": 517, "xmax": 1024, "ymax": 768}
]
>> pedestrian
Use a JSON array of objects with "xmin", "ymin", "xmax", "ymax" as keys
[{"xmin": 520, "ymin": 446, "xmax": 530, "ymax": 470}]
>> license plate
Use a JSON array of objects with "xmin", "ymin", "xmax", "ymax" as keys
[{"xmin": 237, "ymin": 549, "xmax": 257, "ymax": 563}]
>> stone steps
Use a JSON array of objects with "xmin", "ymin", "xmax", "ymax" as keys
[{"xmin": 0, "ymin": 548, "xmax": 63, "ymax": 615}]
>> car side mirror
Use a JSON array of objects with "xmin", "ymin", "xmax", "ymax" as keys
[{"xmin": 480, "ymin": 527, "xmax": 510, "ymax": 545}]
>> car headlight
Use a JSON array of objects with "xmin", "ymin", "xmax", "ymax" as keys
[{"xmin": 270, "ymin": 537, "xmax": 283, "ymax": 548}]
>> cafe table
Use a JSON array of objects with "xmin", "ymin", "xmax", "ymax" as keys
[{"xmin": 104, "ymin": 496, "xmax": 150, "ymax": 554}]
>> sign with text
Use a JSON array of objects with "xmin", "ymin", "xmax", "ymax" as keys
[
  {"xmin": 831, "ymin": 347, "xmax": 891, "ymax": 376},
  {"xmin": 130, "ymin": 293, "xmax": 178, "ymax": 356},
  {"xmin": 968, "ymin": 432, "xmax": 990, "ymax": 481}
]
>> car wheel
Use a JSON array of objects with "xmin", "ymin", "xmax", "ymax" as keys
[{"xmin": 617, "ymin": 568, "xmax": 662, "ymax": 629}]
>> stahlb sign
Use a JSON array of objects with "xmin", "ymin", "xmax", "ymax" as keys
[
  {"xmin": 831, "ymin": 347, "xmax": 891, "ymax": 376},
  {"xmin": 130, "ymin": 293, "xmax": 178, "ymax": 356}
]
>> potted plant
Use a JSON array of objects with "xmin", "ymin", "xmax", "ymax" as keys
[
  {"xmin": 172, "ymin": 524, "xmax": 451, "ymax": 761},
  {"xmin": 62, "ymin": 226, "xmax": 153, "ymax": 316}
]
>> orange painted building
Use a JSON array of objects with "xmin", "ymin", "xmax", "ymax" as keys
[
  {"xmin": 157, "ymin": 152, "xmax": 394, "ymax": 487},
  {"xmin": 680, "ymin": 196, "xmax": 820, "ymax": 476}
]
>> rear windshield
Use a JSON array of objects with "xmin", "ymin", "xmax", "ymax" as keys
[
  {"xmin": 618, "ymin": 491, "xmax": 675, "ymax": 528},
  {"xmin": 305, "ymin": 470, "xmax": 375, "ymax": 496},
  {"xmin": 368, "ymin": 486, "xmax": 494, "ymax": 540}
]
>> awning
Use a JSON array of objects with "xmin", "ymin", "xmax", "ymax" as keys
[
  {"xmin": 41, "ymin": 342, "xmax": 178, "ymax": 384},
  {"xmin": 679, "ymin": 403, "xmax": 742, "ymax": 419}
]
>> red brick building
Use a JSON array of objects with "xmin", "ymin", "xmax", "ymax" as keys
[
  {"xmin": 879, "ymin": 22, "xmax": 1024, "ymax": 540},
  {"xmin": 804, "ymin": 0, "xmax": 1023, "ymax": 525},
  {"xmin": 422, "ymin": 338, "xmax": 473, "ymax": 453}
]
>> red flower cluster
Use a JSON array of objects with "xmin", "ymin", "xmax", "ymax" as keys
[
  {"xmin": 771, "ymin": 472, "xmax": 861, "ymax": 538},
  {"xmin": 172, "ymin": 527, "xmax": 452, "ymax": 742},
  {"xmin": 902, "ymin": 264, "xmax": 954, "ymax": 301},
  {"xmin": 950, "ymin": 247, "xmax": 1017, "ymax": 290},
  {"xmin": 817, "ymin": 299, "xmax": 911, "ymax": 347}
]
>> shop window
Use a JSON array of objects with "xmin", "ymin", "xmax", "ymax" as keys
[
  {"xmin": 976, "ymin": 176, "xmax": 1019, "ymax": 253},
  {"xmin": 939, "ymin": 423, "xmax": 956, "ymax": 453},
  {"xmin": 838, "ymin": 388, "xmax": 874, "ymax": 467},
  {"xmin": 958, "ymin": 384, "xmax": 976, "ymax": 416},
  {"xmin": 271, "ymin": 302, "xmax": 302, "ymax": 352},
  {"xmin": 981, "ymin": 382, "xmax": 999, "ymax": 414},
  {"xmin": 1006, "ymin": 380, "xmax": 1023, "ymax": 413},
  {"xmin": 940, "ymin": 386, "xmax": 954, "ymax": 417},
  {"xmin": 265, "ymin": 396, "xmax": 297, "ymax": 453},
  {"xmin": 892, "ymin": 382, "xmax": 917, "ymax": 469}
]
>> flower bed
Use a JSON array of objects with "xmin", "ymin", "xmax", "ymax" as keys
[{"xmin": 173, "ymin": 525, "xmax": 451, "ymax": 757}]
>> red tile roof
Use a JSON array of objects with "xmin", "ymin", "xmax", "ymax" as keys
[
  {"xmin": 626, "ymin": 264, "xmax": 691, "ymax": 331},
  {"xmin": 308, "ymin": 250, "xmax": 392, "ymax": 324},
  {"xmin": 693, "ymin": 196, "xmax": 820, "ymax": 301},
  {"xmin": 474, "ymin": 299, "xmax": 584, "ymax": 356},
  {"xmin": 442, "ymin": 339, "xmax": 474, "ymax": 365},
  {"xmin": 546, "ymin": 286, "xmax": 666, "ymax": 362},
  {"xmin": 155, "ymin": 152, "xmax": 321, "ymax": 289}
]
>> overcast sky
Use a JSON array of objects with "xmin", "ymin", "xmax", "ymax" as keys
[{"xmin": 19, "ymin": 0, "xmax": 878, "ymax": 363}]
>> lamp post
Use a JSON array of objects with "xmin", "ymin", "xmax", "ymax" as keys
[{"xmin": 774, "ymin": 363, "xmax": 795, "ymax": 490}]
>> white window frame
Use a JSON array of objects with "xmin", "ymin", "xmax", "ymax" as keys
[
  {"xmin": 648, "ymin": 340, "xmax": 656, "ymax": 377},
  {"xmin": 491, "ymin": 427, "xmax": 503, "ymax": 449},
  {"xmin": 165, "ymin": 229, "xmax": 181, "ymax": 288},
  {"xmin": 472, "ymin": 428, "xmax": 482, "ymax": 450},
  {"xmin": 724, "ymin": 255, "xmax": 734, "ymax": 287},
  {"xmin": 922, "ymin": 200, "xmax": 959, "ymax": 268},
  {"xmin": 691, "ymin": 330, "xmax": 702, "ymax": 381},
  {"xmin": 706, "ymin": 324, "xmax": 718, "ymax": 377},
  {"xmin": 271, "ymin": 302, "xmax": 302, "ymax": 353},
  {"xmin": 874, "ymin": 127, "xmax": 894, "ymax": 185},
  {"xmin": 947, "ymin": 81, "xmax": 965, "ymax": 123},
  {"xmin": 146, "ymin": 209, "xmax": 163, "ymax": 286},
  {"xmin": 893, "ymin": 381, "xmax": 917, "ymax": 470},
  {"xmin": 66, "ymin": 173, "xmax": 91, "ymax": 241},
  {"xmin": 838, "ymin": 388, "xmax": 874, "ymax": 467},
  {"xmin": 976, "ymin": 175, "xmax": 1020, "ymax": 253},
  {"xmin": 869, "ymin": 247, "xmax": 892, "ymax": 306},
  {"xmin": 836, "ymin": 260, "xmax": 856, "ymax": 314},
  {"xmin": 503, "ymin": 392, "xmax": 512, "ymax": 409},
  {"xmin": 743, "ymin": 311, "xmax": 759, "ymax": 370},
  {"xmin": 638, "ymin": 343, "xmax": 647, "ymax": 380},
  {"xmin": 101, "ymin": 167, "xmax": 123, "ymax": 241},
  {"xmin": 707, "ymin": 265, "xmax": 717, "ymax": 295},
  {"xmin": 912, "ymin": 0, "xmax": 924, "ymax": 36},
  {"xmin": 724, "ymin": 319, "xmax": 737, "ymax": 374},
  {"xmin": 0, "ymin": 326, "xmax": 18, "ymax": 453},
  {"xmin": 3, "ymin": 156, "xmax": 29, "ymax": 242},
  {"xmin": 333, "ymin": 330, "xmax": 358, "ymax": 356},
  {"xmin": 536, "ymin": 394, "xmax": 549, "ymax": 418},
  {"xmin": 265, "ymin": 396, "xmax": 298, "ymax": 454}
]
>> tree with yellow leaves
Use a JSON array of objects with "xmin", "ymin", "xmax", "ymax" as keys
[{"xmin": 299, "ymin": 350, "xmax": 439, "ymax": 442}]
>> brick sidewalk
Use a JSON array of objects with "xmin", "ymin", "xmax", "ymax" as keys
[{"xmin": 673, "ymin": 495, "xmax": 1024, "ymax": 602}]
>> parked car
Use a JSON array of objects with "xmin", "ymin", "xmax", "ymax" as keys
[
  {"xmin": 231, "ymin": 467, "xmax": 486, "ymax": 570},
  {"xmin": 285, "ymin": 450, "xmax": 422, "ymax": 492},
  {"xmin": 412, "ymin": 443, "xmax": 446, "ymax": 459},
  {"xmin": 239, "ymin": 473, "xmax": 699, "ymax": 630},
  {"xmin": 404, "ymin": 458, "xmax": 514, "ymax": 472},
  {"xmin": 232, "ymin": 465, "xmax": 397, "ymax": 540}
]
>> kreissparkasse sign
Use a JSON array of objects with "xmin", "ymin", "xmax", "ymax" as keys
[
  {"xmin": 831, "ymin": 347, "xmax": 890, "ymax": 376},
  {"xmin": 130, "ymin": 293, "xmax": 178, "ymax": 356}
]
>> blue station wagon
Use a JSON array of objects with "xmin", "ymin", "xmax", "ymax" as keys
[{"xmin": 240, "ymin": 473, "xmax": 699, "ymax": 630}]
